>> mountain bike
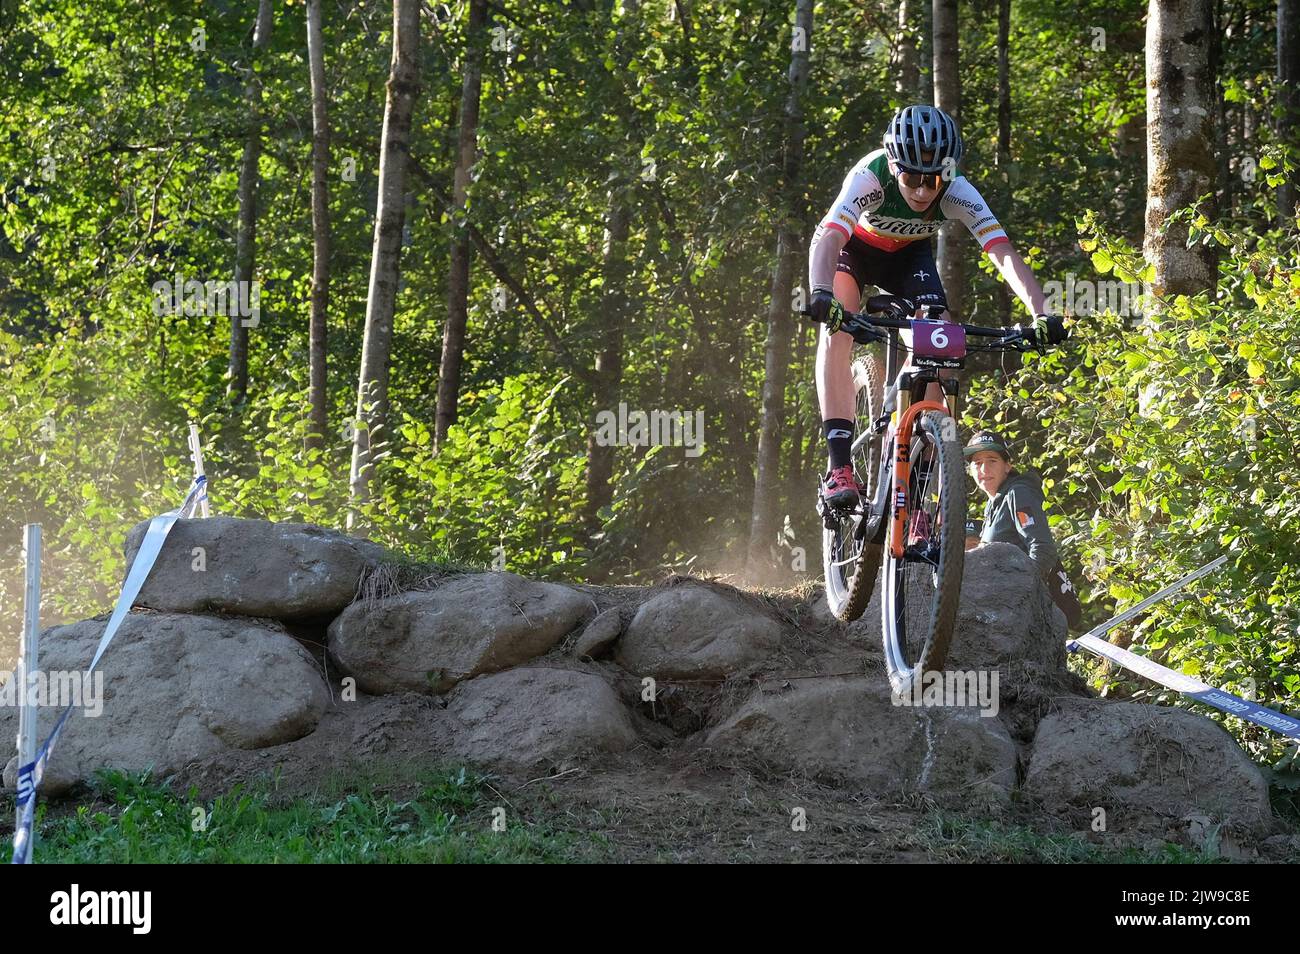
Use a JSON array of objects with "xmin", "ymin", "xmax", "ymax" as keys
[{"xmin": 804, "ymin": 294, "xmax": 1038, "ymax": 696}]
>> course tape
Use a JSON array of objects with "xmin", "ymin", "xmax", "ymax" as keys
[
  {"xmin": 11, "ymin": 477, "xmax": 206, "ymax": 864},
  {"xmin": 1067, "ymin": 633, "xmax": 1300, "ymax": 741}
]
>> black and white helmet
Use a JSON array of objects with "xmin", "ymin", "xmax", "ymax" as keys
[{"xmin": 883, "ymin": 105, "xmax": 964, "ymax": 174}]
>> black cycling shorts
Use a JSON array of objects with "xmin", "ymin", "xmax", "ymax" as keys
[{"xmin": 836, "ymin": 234, "xmax": 947, "ymax": 312}]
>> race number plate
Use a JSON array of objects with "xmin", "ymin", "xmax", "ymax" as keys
[{"xmin": 910, "ymin": 320, "xmax": 966, "ymax": 368}]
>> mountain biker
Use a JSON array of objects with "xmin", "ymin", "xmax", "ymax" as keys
[{"xmin": 806, "ymin": 104, "xmax": 1069, "ymax": 510}]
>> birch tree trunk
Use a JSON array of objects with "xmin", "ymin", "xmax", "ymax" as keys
[
  {"xmin": 932, "ymin": 0, "xmax": 966, "ymax": 320},
  {"xmin": 348, "ymin": 0, "xmax": 420, "ymax": 527},
  {"xmin": 435, "ymin": 0, "xmax": 489, "ymax": 451},
  {"xmin": 306, "ymin": 0, "xmax": 331, "ymax": 450},
  {"xmin": 227, "ymin": 0, "xmax": 273, "ymax": 402},
  {"xmin": 746, "ymin": 0, "xmax": 813, "ymax": 579}
]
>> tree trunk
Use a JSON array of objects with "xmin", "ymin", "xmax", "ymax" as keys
[
  {"xmin": 1212, "ymin": 0, "xmax": 1232, "ymax": 219},
  {"xmin": 893, "ymin": 0, "xmax": 919, "ymax": 101},
  {"xmin": 1279, "ymin": 0, "xmax": 1300, "ymax": 221},
  {"xmin": 583, "ymin": 0, "xmax": 641, "ymax": 546},
  {"xmin": 932, "ymin": 0, "xmax": 966, "ymax": 320},
  {"xmin": 435, "ymin": 0, "xmax": 489, "ymax": 451},
  {"xmin": 348, "ymin": 0, "xmax": 420, "ymax": 528},
  {"xmin": 746, "ymin": 0, "xmax": 813, "ymax": 579},
  {"xmin": 996, "ymin": 0, "xmax": 1013, "ymax": 325},
  {"xmin": 583, "ymin": 200, "xmax": 631, "ymax": 536},
  {"xmin": 227, "ymin": 0, "xmax": 273, "ymax": 402},
  {"xmin": 1143, "ymin": 0, "xmax": 1217, "ymax": 307},
  {"xmin": 784, "ymin": 319, "xmax": 813, "ymax": 492},
  {"xmin": 306, "ymin": 0, "xmax": 330, "ymax": 451}
]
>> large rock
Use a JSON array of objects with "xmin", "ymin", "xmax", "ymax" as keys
[
  {"xmin": 945, "ymin": 543, "xmax": 1068, "ymax": 678},
  {"xmin": 446, "ymin": 666, "xmax": 637, "ymax": 767},
  {"xmin": 572, "ymin": 608, "xmax": 622, "ymax": 660},
  {"xmin": 706, "ymin": 675, "xmax": 1017, "ymax": 802},
  {"xmin": 1, "ymin": 613, "xmax": 329, "ymax": 796},
  {"xmin": 1023, "ymin": 698, "xmax": 1272, "ymax": 832},
  {"xmin": 327, "ymin": 572, "xmax": 592, "ymax": 694},
  {"xmin": 124, "ymin": 517, "xmax": 387, "ymax": 620},
  {"xmin": 617, "ymin": 583, "xmax": 783, "ymax": 679}
]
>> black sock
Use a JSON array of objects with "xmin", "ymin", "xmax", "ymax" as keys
[{"xmin": 824, "ymin": 418, "xmax": 854, "ymax": 470}]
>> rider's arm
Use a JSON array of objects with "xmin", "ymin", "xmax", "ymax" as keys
[
  {"xmin": 940, "ymin": 179, "xmax": 1048, "ymax": 316},
  {"xmin": 985, "ymin": 240, "xmax": 1049, "ymax": 316},
  {"xmin": 808, "ymin": 158, "xmax": 885, "ymax": 293},
  {"xmin": 808, "ymin": 224, "xmax": 848, "ymax": 294}
]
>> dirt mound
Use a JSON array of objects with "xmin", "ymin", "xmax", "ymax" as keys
[{"xmin": 9, "ymin": 517, "xmax": 1287, "ymax": 856}]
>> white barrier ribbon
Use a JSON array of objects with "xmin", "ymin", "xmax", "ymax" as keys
[{"xmin": 11, "ymin": 477, "xmax": 205, "ymax": 864}]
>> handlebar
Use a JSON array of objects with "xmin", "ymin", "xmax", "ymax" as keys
[{"xmin": 802, "ymin": 293, "xmax": 1044, "ymax": 353}]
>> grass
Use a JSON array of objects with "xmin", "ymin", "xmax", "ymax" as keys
[
  {"xmin": 894, "ymin": 810, "xmax": 1225, "ymax": 863},
  {"xmin": 14, "ymin": 766, "xmax": 610, "ymax": 864},
  {"xmin": 5, "ymin": 765, "xmax": 1290, "ymax": 863}
]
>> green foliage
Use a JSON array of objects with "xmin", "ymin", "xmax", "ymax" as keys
[
  {"xmin": 377, "ymin": 372, "xmax": 588, "ymax": 573},
  {"xmin": 962, "ymin": 215, "xmax": 1300, "ymax": 766}
]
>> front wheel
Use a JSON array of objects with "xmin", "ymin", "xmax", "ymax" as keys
[{"xmin": 881, "ymin": 409, "xmax": 965, "ymax": 696}]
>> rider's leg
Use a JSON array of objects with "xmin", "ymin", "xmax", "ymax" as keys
[
  {"xmin": 817, "ymin": 269, "xmax": 867, "ymax": 504},
  {"xmin": 815, "ymin": 269, "xmax": 865, "ymax": 423}
]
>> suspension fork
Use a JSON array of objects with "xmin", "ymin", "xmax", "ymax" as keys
[{"xmin": 888, "ymin": 398, "xmax": 950, "ymax": 560}]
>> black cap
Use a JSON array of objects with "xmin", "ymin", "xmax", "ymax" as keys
[{"xmin": 963, "ymin": 430, "xmax": 1012, "ymax": 461}]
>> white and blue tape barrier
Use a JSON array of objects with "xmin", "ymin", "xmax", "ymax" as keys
[
  {"xmin": 1066, "ymin": 553, "xmax": 1300, "ymax": 741},
  {"xmin": 11, "ymin": 476, "xmax": 207, "ymax": 864}
]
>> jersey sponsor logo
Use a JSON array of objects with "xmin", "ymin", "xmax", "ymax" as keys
[
  {"xmin": 1016, "ymin": 510, "xmax": 1035, "ymax": 528},
  {"xmin": 947, "ymin": 196, "xmax": 984, "ymax": 213},
  {"xmin": 851, "ymin": 188, "xmax": 884, "ymax": 210},
  {"xmin": 977, "ymin": 223, "xmax": 1004, "ymax": 237},
  {"xmin": 863, "ymin": 216, "xmax": 942, "ymax": 237},
  {"xmin": 971, "ymin": 215, "xmax": 997, "ymax": 228}
]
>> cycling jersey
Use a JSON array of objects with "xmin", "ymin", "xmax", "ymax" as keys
[{"xmin": 814, "ymin": 148, "xmax": 1008, "ymax": 254}]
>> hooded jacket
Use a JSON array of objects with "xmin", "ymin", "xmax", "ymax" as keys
[{"xmin": 979, "ymin": 468, "xmax": 1059, "ymax": 581}]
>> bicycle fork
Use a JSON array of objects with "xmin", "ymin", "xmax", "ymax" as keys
[{"xmin": 888, "ymin": 399, "xmax": 949, "ymax": 560}]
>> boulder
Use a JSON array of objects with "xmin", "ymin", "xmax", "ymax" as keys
[
  {"xmin": 706, "ymin": 675, "xmax": 1017, "ymax": 802},
  {"xmin": 124, "ymin": 517, "xmax": 386, "ymax": 619},
  {"xmin": 617, "ymin": 584, "xmax": 783, "ymax": 679},
  {"xmin": 572, "ymin": 608, "xmax": 622, "ymax": 660},
  {"xmin": 1, "ymin": 613, "xmax": 329, "ymax": 796},
  {"xmin": 1023, "ymin": 698, "xmax": 1272, "ymax": 832},
  {"xmin": 447, "ymin": 667, "xmax": 637, "ymax": 767},
  {"xmin": 327, "ymin": 572, "xmax": 591, "ymax": 694},
  {"xmin": 946, "ymin": 543, "xmax": 1068, "ymax": 678}
]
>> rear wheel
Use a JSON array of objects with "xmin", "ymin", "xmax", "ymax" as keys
[
  {"xmin": 821, "ymin": 355, "xmax": 885, "ymax": 622},
  {"xmin": 881, "ymin": 409, "xmax": 965, "ymax": 695}
]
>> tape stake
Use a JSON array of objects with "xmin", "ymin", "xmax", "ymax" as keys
[{"xmin": 10, "ymin": 477, "xmax": 205, "ymax": 864}]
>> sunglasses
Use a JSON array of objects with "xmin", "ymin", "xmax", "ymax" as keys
[{"xmin": 898, "ymin": 169, "xmax": 942, "ymax": 190}]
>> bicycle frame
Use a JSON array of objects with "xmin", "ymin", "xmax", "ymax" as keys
[{"xmin": 854, "ymin": 326, "xmax": 962, "ymax": 560}]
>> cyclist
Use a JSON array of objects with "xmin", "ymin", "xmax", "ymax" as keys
[{"xmin": 806, "ymin": 104, "xmax": 1068, "ymax": 509}]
